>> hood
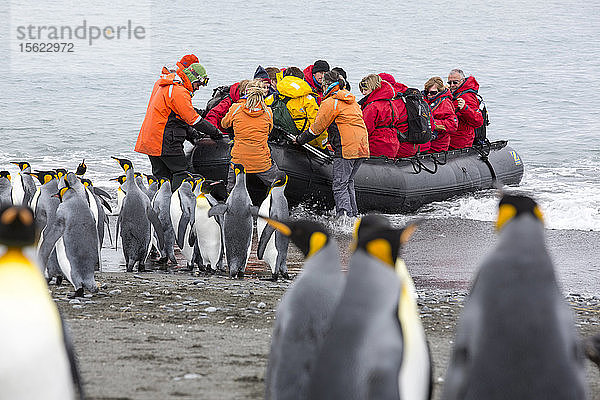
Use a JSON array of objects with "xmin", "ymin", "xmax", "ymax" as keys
[
  {"xmin": 454, "ymin": 75, "xmax": 480, "ymax": 94},
  {"xmin": 303, "ymin": 65, "xmax": 322, "ymax": 93},
  {"xmin": 230, "ymin": 82, "xmax": 242, "ymax": 102},
  {"xmin": 330, "ymin": 89, "xmax": 356, "ymax": 104},
  {"xmin": 277, "ymin": 76, "xmax": 315, "ymax": 98},
  {"xmin": 364, "ymin": 80, "xmax": 395, "ymax": 103},
  {"xmin": 239, "ymin": 99, "xmax": 269, "ymax": 117},
  {"xmin": 379, "ymin": 73, "xmax": 408, "ymax": 95},
  {"xmin": 158, "ymin": 73, "xmax": 180, "ymax": 87}
]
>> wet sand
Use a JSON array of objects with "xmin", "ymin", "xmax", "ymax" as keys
[{"xmin": 55, "ymin": 217, "xmax": 600, "ymax": 399}]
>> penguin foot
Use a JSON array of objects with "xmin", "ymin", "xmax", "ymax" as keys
[
  {"xmin": 237, "ymin": 271, "xmax": 244, "ymax": 280},
  {"xmin": 69, "ymin": 288, "xmax": 85, "ymax": 298},
  {"xmin": 138, "ymin": 264, "xmax": 146, "ymax": 272},
  {"xmin": 55, "ymin": 276, "xmax": 64, "ymax": 286},
  {"xmin": 281, "ymin": 272, "xmax": 291, "ymax": 280}
]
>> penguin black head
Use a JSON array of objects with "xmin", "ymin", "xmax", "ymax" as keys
[
  {"xmin": 158, "ymin": 177, "xmax": 170, "ymax": 188},
  {"xmin": 496, "ymin": 194, "xmax": 544, "ymax": 231},
  {"xmin": 26, "ymin": 170, "xmax": 56, "ymax": 185},
  {"xmin": 112, "ymin": 157, "xmax": 133, "ymax": 172},
  {"xmin": 355, "ymin": 216, "xmax": 418, "ymax": 267},
  {"xmin": 80, "ymin": 178, "xmax": 93, "ymax": 188},
  {"xmin": 271, "ymin": 173, "xmax": 288, "ymax": 188},
  {"xmin": 53, "ymin": 186, "xmax": 71, "ymax": 202},
  {"xmin": 54, "ymin": 168, "xmax": 68, "ymax": 179},
  {"xmin": 145, "ymin": 174, "xmax": 157, "ymax": 185},
  {"xmin": 0, "ymin": 171, "xmax": 11, "ymax": 181},
  {"xmin": 0, "ymin": 206, "xmax": 38, "ymax": 247},
  {"xmin": 208, "ymin": 180, "xmax": 228, "ymax": 201},
  {"xmin": 232, "ymin": 163, "xmax": 245, "ymax": 175},
  {"xmin": 192, "ymin": 174, "xmax": 205, "ymax": 191},
  {"xmin": 11, "ymin": 161, "xmax": 31, "ymax": 172},
  {"xmin": 110, "ymin": 175, "xmax": 127, "ymax": 185},
  {"xmin": 258, "ymin": 216, "xmax": 329, "ymax": 258},
  {"xmin": 351, "ymin": 214, "xmax": 391, "ymax": 251},
  {"xmin": 75, "ymin": 159, "xmax": 86, "ymax": 175}
]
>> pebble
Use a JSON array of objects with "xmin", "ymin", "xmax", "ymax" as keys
[
  {"xmin": 257, "ymin": 302, "xmax": 267, "ymax": 309},
  {"xmin": 109, "ymin": 289, "xmax": 121, "ymax": 295},
  {"xmin": 69, "ymin": 299, "xmax": 81, "ymax": 304},
  {"xmin": 204, "ymin": 307, "xmax": 218, "ymax": 313},
  {"xmin": 72, "ymin": 305, "xmax": 83, "ymax": 309},
  {"xmin": 199, "ymin": 301, "xmax": 211, "ymax": 305}
]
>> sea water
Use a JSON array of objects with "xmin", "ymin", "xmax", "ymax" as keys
[{"xmin": 2, "ymin": 0, "xmax": 599, "ymax": 233}]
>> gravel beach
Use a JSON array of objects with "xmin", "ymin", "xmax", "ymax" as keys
[{"xmin": 54, "ymin": 218, "xmax": 600, "ymax": 399}]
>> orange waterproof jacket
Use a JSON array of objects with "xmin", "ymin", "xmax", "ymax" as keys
[
  {"xmin": 310, "ymin": 90, "xmax": 370, "ymax": 159},
  {"xmin": 135, "ymin": 73, "xmax": 202, "ymax": 157},
  {"xmin": 221, "ymin": 99, "xmax": 273, "ymax": 173}
]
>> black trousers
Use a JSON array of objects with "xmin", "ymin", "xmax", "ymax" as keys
[{"xmin": 148, "ymin": 155, "xmax": 190, "ymax": 192}]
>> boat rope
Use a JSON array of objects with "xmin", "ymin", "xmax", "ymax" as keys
[{"xmin": 473, "ymin": 139, "xmax": 497, "ymax": 183}]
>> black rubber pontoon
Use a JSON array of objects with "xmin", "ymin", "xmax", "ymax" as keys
[{"xmin": 188, "ymin": 139, "xmax": 524, "ymax": 213}]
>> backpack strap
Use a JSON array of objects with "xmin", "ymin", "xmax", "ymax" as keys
[{"xmin": 373, "ymin": 99, "xmax": 407, "ymax": 142}]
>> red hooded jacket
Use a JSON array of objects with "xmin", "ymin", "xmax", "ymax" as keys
[
  {"xmin": 425, "ymin": 88, "xmax": 458, "ymax": 153},
  {"xmin": 377, "ymin": 73, "xmax": 430, "ymax": 157},
  {"xmin": 303, "ymin": 65, "xmax": 324, "ymax": 105},
  {"xmin": 450, "ymin": 76, "xmax": 483, "ymax": 149},
  {"xmin": 361, "ymin": 81, "xmax": 402, "ymax": 158},
  {"xmin": 204, "ymin": 82, "xmax": 243, "ymax": 135}
]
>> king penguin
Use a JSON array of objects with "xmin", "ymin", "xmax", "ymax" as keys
[
  {"xmin": 111, "ymin": 175, "xmax": 127, "ymax": 215},
  {"xmin": 0, "ymin": 205, "xmax": 85, "ymax": 399},
  {"xmin": 584, "ymin": 333, "xmax": 600, "ymax": 372},
  {"xmin": 38, "ymin": 183, "xmax": 99, "ymax": 297},
  {"xmin": 262, "ymin": 217, "xmax": 345, "ymax": 400},
  {"xmin": 151, "ymin": 178, "xmax": 177, "ymax": 267},
  {"xmin": 145, "ymin": 174, "xmax": 159, "ymax": 201},
  {"xmin": 170, "ymin": 175, "xmax": 200, "ymax": 271},
  {"xmin": 27, "ymin": 171, "xmax": 63, "ymax": 283},
  {"xmin": 441, "ymin": 194, "xmax": 588, "ymax": 400},
  {"xmin": 0, "ymin": 171, "xmax": 13, "ymax": 208},
  {"xmin": 308, "ymin": 216, "xmax": 421, "ymax": 400},
  {"xmin": 11, "ymin": 161, "xmax": 36, "ymax": 206},
  {"xmin": 209, "ymin": 164, "xmax": 253, "ymax": 279},
  {"xmin": 193, "ymin": 180, "xmax": 224, "ymax": 273},
  {"xmin": 257, "ymin": 173, "xmax": 290, "ymax": 281},
  {"xmin": 113, "ymin": 157, "xmax": 164, "ymax": 272}
]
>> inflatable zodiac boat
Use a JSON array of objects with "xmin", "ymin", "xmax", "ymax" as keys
[{"xmin": 188, "ymin": 138, "xmax": 524, "ymax": 213}]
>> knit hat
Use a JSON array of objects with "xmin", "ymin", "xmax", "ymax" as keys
[
  {"xmin": 179, "ymin": 54, "xmax": 199, "ymax": 69},
  {"xmin": 254, "ymin": 65, "xmax": 270, "ymax": 81},
  {"xmin": 312, "ymin": 60, "xmax": 330, "ymax": 74},
  {"xmin": 183, "ymin": 63, "xmax": 208, "ymax": 85}
]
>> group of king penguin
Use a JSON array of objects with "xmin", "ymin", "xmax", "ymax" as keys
[
  {"xmin": 263, "ymin": 194, "xmax": 594, "ymax": 399},
  {"xmin": 1, "ymin": 160, "xmax": 110, "ymax": 298},
  {"xmin": 110, "ymin": 159, "xmax": 291, "ymax": 280},
  {"xmin": 0, "ymin": 157, "xmax": 599, "ymax": 399}
]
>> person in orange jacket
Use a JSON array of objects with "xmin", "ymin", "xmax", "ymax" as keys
[
  {"xmin": 135, "ymin": 59, "xmax": 223, "ymax": 191},
  {"xmin": 296, "ymin": 71, "xmax": 370, "ymax": 218},
  {"xmin": 221, "ymin": 79, "xmax": 281, "ymax": 192}
]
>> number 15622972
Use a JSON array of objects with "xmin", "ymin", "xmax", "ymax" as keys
[{"xmin": 19, "ymin": 42, "xmax": 74, "ymax": 52}]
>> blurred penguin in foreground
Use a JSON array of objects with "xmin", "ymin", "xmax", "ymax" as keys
[
  {"xmin": 442, "ymin": 194, "xmax": 588, "ymax": 399},
  {"xmin": 0, "ymin": 206, "xmax": 84, "ymax": 399}
]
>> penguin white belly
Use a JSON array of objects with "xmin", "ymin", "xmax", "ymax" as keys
[
  {"xmin": 396, "ymin": 259, "xmax": 431, "ymax": 400},
  {"xmin": 181, "ymin": 224, "xmax": 194, "ymax": 264},
  {"xmin": 263, "ymin": 236, "xmax": 278, "ymax": 274},
  {"xmin": 11, "ymin": 174, "xmax": 25, "ymax": 205},
  {"xmin": 115, "ymin": 187, "xmax": 125, "ymax": 215},
  {"xmin": 257, "ymin": 194, "xmax": 277, "ymax": 273},
  {"xmin": 85, "ymin": 188, "xmax": 102, "ymax": 270},
  {"xmin": 0, "ymin": 270, "xmax": 74, "ymax": 400},
  {"xmin": 30, "ymin": 187, "xmax": 41, "ymax": 214},
  {"xmin": 170, "ymin": 191, "xmax": 183, "ymax": 243},
  {"xmin": 194, "ymin": 204, "xmax": 222, "ymax": 268},
  {"xmin": 55, "ymin": 237, "xmax": 75, "ymax": 289}
]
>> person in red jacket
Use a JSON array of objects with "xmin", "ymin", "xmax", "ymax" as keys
[
  {"xmin": 303, "ymin": 60, "xmax": 330, "ymax": 105},
  {"xmin": 370, "ymin": 72, "xmax": 430, "ymax": 157},
  {"xmin": 359, "ymin": 74, "xmax": 400, "ymax": 158},
  {"xmin": 423, "ymin": 77, "xmax": 458, "ymax": 153},
  {"xmin": 135, "ymin": 62, "xmax": 223, "ymax": 191},
  {"xmin": 204, "ymin": 80, "xmax": 249, "ymax": 136},
  {"xmin": 447, "ymin": 69, "xmax": 484, "ymax": 149}
]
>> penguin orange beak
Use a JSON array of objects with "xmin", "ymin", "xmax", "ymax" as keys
[{"xmin": 257, "ymin": 214, "xmax": 292, "ymax": 237}]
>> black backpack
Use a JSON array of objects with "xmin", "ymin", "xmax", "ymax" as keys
[
  {"xmin": 398, "ymin": 88, "xmax": 433, "ymax": 144},
  {"xmin": 454, "ymin": 89, "xmax": 490, "ymax": 144},
  {"xmin": 201, "ymin": 85, "xmax": 231, "ymax": 118}
]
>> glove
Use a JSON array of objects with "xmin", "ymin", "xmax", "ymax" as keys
[{"xmin": 193, "ymin": 118, "xmax": 223, "ymax": 141}]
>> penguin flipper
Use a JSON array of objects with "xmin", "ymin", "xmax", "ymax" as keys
[
  {"xmin": 257, "ymin": 224, "xmax": 276, "ymax": 260},
  {"xmin": 115, "ymin": 214, "xmax": 121, "ymax": 250},
  {"xmin": 147, "ymin": 207, "xmax": 165, "ymax": 251},
  {"xmin": 104, "ymin": 213, "xmax": 113, "ymax": 247},
  {"xmin": 39, "ymin": 214, "xmax": 66, "ymax": 266},
  {"xmin": 93, "ymin": 186, "xmax": 112, "ymax": 200},
  {"xmin": 59, "ymin": 311, "xmax": 85, "ymax": 400},
  {"xmin": 98, "ymin": 195, "xmax": 113, "ymax": 213},
  {"xmin": 208, "ymin": 203, "xmax": 228, "ymax": 218}
]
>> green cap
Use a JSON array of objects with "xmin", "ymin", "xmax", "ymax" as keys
[{"xmin": 183, "ymin": 63, "xmax": 207, "ymax": 84}]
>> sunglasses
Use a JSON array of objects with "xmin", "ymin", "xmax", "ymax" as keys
[
  {"xmin": 425, "ymin": 90, "xmax": 439, "ymax": 96},
  {"xmin": 197, "ymin": 76, "xmax": 209, "ymax": 86},
  {"xmin": 447, "ymin": 80, "xmax": 461, "ymax": 85}
]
